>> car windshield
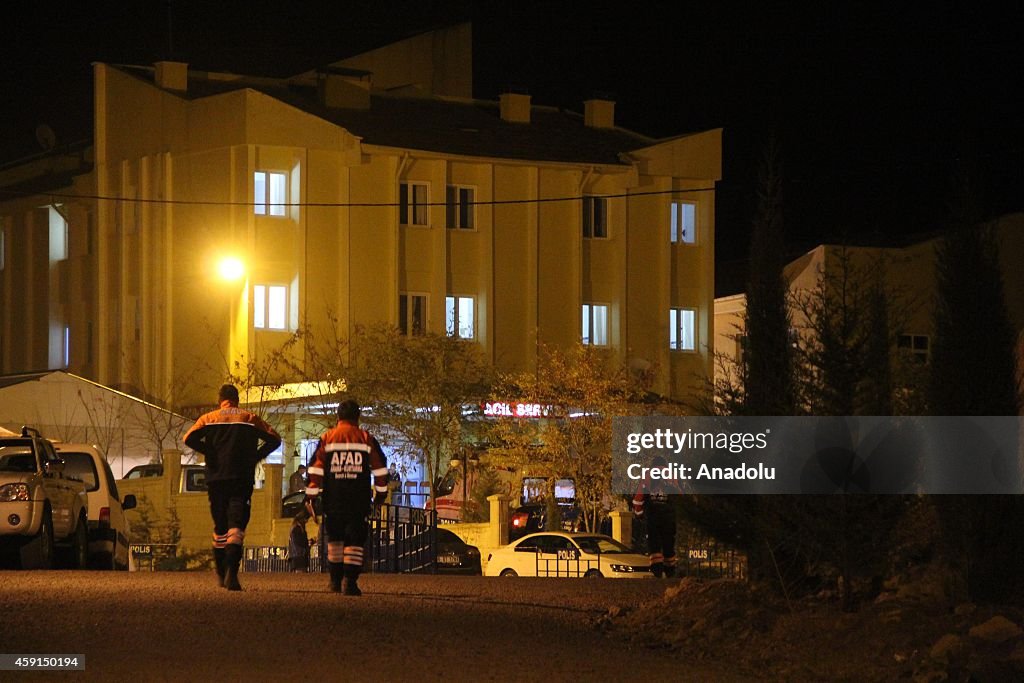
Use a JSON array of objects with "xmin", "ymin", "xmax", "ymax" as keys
[
  {"xmin": 0, "ymin": 443, "xmax": 38, "ymax": 473},
  {"xmin": 573, "ymin": 536, "xmax": 634, "ymax": 555},
  {"xmin": 125, "ymin": 465, "xmax": 162, "ymax": 479},
  {"xmin": 59, "ymin": 452, "xmax": 100, "ymax": 492}
]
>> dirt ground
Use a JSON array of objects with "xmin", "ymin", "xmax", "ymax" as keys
[
  {"xmin": 604, "ymin": 577, "xmax": 1024, "ymax": 682},
  {"xmin": 0, "ymin": 571, "xmax": 744, "ymax": 682},
  {"xmin": 3, "ymin": 570, "xmax": 1021, "ymax": 681}
]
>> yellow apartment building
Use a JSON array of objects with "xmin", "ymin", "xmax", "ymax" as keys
[{"xmin": 0, "ymin": 24, "xmax": 721, "ymax": 450}]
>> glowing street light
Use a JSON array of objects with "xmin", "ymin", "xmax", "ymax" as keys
[{"xmin": 218, "ymin": 256, "xmax": 245, "ymax": 281}]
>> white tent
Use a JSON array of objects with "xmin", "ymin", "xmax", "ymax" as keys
[{"xmin": 0, "ymin": 371, "xmax": 191, "ymax": 477}]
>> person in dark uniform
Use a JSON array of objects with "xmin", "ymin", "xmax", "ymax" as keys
[
  {"xmin": 304, "ymin": 399, "xmax": 388, "ymax": 595},
  {"xmin": 184, "ymin": 384, "xmax": 281, "ymax": 591},
  {"xmin": 633, "ymin": 456, "xmax": 681, "ymax": 578},
  {"xmin": 289, "ymin": 464, "xmax": 307, "ymax": 495},
  {"xmin": 288, "ymin": 510, "xmax": 311, "ymax": 572}
]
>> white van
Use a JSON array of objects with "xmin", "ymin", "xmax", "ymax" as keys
[{"xmin": 53, "ymin": 443, "xmax": 137, "ymax": 570}]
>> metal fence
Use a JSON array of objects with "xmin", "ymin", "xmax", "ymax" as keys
[
  {"xmin": 366, "ymin": 504, "xmax": 437, "ymax": 574},
  {"xmin": 674, "ymin": 547, "xmax": 747, "ymax": 580},
  {"xmin": 242, "ymin": 504, "xmax": 438, "ymax": 574},
  {"xmin": 534, "ymin": 550, "xmax": 602, "ymax": 577},
  {"xmin": 129, "ymin": 544, "xmax": 179, "ymax": 571}
]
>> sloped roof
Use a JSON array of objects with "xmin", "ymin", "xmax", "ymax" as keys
[{"xmin": 120, "ymin": 66, "xmax": 658, "ymax": 166}]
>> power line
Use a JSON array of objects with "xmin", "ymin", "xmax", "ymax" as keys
[{"xmin": 0, "ymin": 186, "xmax": 716, "ymax": 207}]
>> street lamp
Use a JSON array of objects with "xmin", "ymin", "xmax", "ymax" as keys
[
  {"xmin": 449, "ymin": 448, "xmax": 479, "ymax": 521},
  {"xmin": 218, "ymin": 256, "xmax": 245, "ymax": 281}
]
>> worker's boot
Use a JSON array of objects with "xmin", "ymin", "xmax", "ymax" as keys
[
  {"xmin": 328, "ymin": 562, "xmax": 344, "ymax": 593},
  {"xmin": 213, "ymin": 547, "xmax": 226, "ymax": 588},
  {"xmin": 342, "ymin": 564, "xmax": 362, "ymax": 596},
  {"xmin": 223, "ymin": 544, "xmax": 243, "ymax": 591}
]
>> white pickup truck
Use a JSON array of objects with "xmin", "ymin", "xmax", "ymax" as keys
[{"xmin": 0, "ymin": 426, "xmax": 89, "ymax": 569}]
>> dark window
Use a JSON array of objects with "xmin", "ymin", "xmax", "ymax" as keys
[
  {"xmin": 582, "ymin": 196, "xmax": 607, "ymax": 238},
  {"xmin": 898, "ymin": 334, "xmax": 930, "ymax": 364},
  {"xmin": 446, "ymin": 186, "xmax": 475, "ymax": 229}
]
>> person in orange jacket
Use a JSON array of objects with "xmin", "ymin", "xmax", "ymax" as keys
[
  {"xmin": 184, "ymin": 384, "xmax": 281, "ymax": 591},
  {"xmin": 304, "ymin": 399, "xmax": 388, "ymax": 595}
]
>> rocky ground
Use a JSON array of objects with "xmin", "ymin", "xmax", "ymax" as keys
[{"xmin": 601, "ymin": 575, "xmax": 1024, "ymax": 682}]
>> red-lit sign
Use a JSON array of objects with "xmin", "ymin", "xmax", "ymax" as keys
[{"xmin": 482, "ymin": 401, "xmax": 552, "ymax": 418}]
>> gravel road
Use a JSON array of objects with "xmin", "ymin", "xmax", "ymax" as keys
[{"xmin": 0, "ymin": 570, "xmax": 746, "ymax": 681}]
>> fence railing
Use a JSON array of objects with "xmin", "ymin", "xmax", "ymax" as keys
[{"xmin": 129, "ymin": 544, "xmax": 179, "ymax": 572}]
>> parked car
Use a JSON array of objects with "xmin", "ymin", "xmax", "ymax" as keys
[
  {"xmin": 433, "ymin": 527, "xmax": 481, "ymax": 575},
  {"xmin": 485, "ymin": 532, "xmax": 653, "ymax": 579},
  {"xmin": 0, "ymin": 427, "xmax": 89, "ymax": 569},
  {"xmin": 120, "ymin": 463, "xmax": 208, "ymax": 492},
  {"xmin": 509, "ymin": 502, "xmax": 581, "ymax": 541},
  {"xmin": 52, "ymin": 443, "xmax": 137, "ymax": 570},
  {"xmin": 122, "ymin": 463, "xmax": 163, "ymax": 480}
]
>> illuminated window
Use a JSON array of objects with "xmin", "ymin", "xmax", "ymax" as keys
[
  {"xmin": 898, "ymin": 334, "xmax": 930, "ymax": 364},
  {"xmin": 399, "ymin": 293, "xmax": 428, "ymax": 336},
  {"xmin": 582, "ymin": 304, "xmax": 608, "ymax": 346},
  {"xmin": 49, "ymin": 206, "xmax": 68, "ymax": 261},
  {"xmin": 582, "ymin": 196, "xmax": 607, "ymax": 238},
  {"xmin": 671, "ymin": 201, "xmax": 697, "ymax": 244},
  {"xmin": 253, "ymin": 284, "xmax": 288, "ymax": 330},
  {"xmin": 446, "ymin": 186, "xmax": 475, "ymax": 230},
  {"xmin": 400, "ymin": 182, "xmax": 429, "ymax": 227},
  {"xmin": 63, "ymin": 326, "xmax": 70, "ymax": 368},
  {"xmin": 445, "ymin": 296, "xmax": 475, "ymax": 339},
  {"xmin": 670, "ymin": 308, "xmax": 696, "ymax": 351},
  {"xmin": 254, "ymin": 171, "xmax": 288, "ymax": 216}
]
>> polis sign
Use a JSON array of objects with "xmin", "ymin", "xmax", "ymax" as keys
[{"xmin": 482, "ymin": 401, "xmax": 553, "ymax": 418}]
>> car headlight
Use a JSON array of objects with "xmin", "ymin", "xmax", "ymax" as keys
[
  {"xmin": 0, "ymin": 483, "xmax": 31, "ymax": 502},
  {"xmin": 609, "ymin": 564, "xmax": 636, "ymax": 573}
]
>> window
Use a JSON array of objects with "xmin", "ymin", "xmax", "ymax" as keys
[
  {"xmin": 253, "ymin": 284, "xmax": 288, "ymax": 330},
  {"xmin": 63, "ymin": 326, "xmax": 70, "ymax": 368},
  {"xmin": 400, "ymin": 182, "xmax": 429, "ymax": 227},
  {"xmin": 446, "ymin": 186, "xmax": 475, "ymax": 229},
  {"xmin": 49, "ymin": 206, "xmax": 67, "ymax": 261},
  {"xmin": 254, "ymin": 171, "xmax": 287, "ymax": 216},
  {"xmin": 898, "ymin": 334, "xmax": 930, "ymax": 364},
  {"xmin": 445, "ymin": 296, "xmax": 475, "ymax": 339},
  {"xmin": 582, "ymin": 304, "xmax": 608, "ymax": 346},
  {"xmin": 399, "ymin": 293, "xmax": 427, "ymax": 336},
  {"xmin": 671, "ymin": 201, "xmax": 697, "ymax": 244},
  {"xmin": 670, "ymin": 308, "xmax": 696, "ymax": 351},
  {"xmin": 582, "ymin": 196, "xmax": 607, "ymax": 238}
]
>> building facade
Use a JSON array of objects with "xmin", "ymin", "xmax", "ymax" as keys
[
  {"xmin": 0, "ymin": 24, "xmax": 721, "ymax": 428},
  {"xmin": 714, "ymin": 216, "xmax": 1024, "ymax": 411}
]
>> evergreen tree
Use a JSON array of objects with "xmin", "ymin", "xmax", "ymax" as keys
[
  {"xmin": 929, "ymin": 152, "xmax": 1023, "ymax": 605},
  {"xmin": 928, "ymin": 221, "xmax": 1018, "ymax": 415},
  {"xmin": 742, "ymin": 137, "xmax": 795, "ymax": 416}
]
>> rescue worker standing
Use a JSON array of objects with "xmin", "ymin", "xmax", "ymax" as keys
[
  {"xmin": 184, "ymin": 384, "xmax": 281, "ymax": 591},
  {"xmin": 633, "ymin": 456, "xmax": 680, "ymax": 578},
  {"xmin": 304, "ymin": 399, "xmax": 388, "ymax": 595}
]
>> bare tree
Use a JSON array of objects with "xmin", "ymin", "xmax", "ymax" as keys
[{"xmin": 487, "ymin": 344, "xmax": 647, "ymax": 533}]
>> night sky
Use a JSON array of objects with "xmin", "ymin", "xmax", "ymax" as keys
[{"xmin": 2, "ymin": 2, "xmax": 1022, "ymax": 271}]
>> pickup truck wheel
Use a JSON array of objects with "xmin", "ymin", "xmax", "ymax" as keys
[{"xmin": 20, "ymin": 508, "xmax": 55, "ymax": 570}]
